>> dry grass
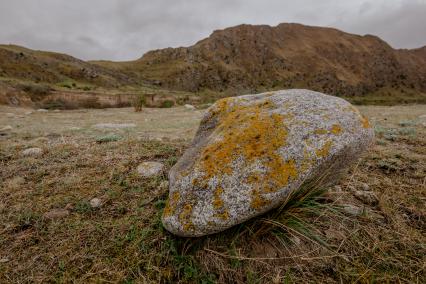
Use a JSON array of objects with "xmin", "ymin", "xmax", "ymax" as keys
[{"xmin": 0, "ymin": 105, "xmax": 425, "ymax": 283}]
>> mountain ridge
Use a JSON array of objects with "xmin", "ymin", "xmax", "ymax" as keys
[{"xmin": 1, "ymin": 23, "xmax": 426, "ymax": 104}]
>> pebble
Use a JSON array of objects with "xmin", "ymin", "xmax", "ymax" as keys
[
  {"xmin": 184, "ymin": 104, "xmax": 196, "ymax": 110},
  {"xmin": 0, "ymin": 125, "xmax": 13, "ymax": 132},
  {"xmin": 37, "ymin": 109, "xmax": 48, "ymax": 112},
  {"xmin": 354, "ymin": 190, "xmax": 379, "ymax": 205},
  {"xmin": 90, "ymin": 198, "xmax": 102, "ymax": 208},
  {"xmin": 43, "ymin": 209, "xmax": 69, "ymax": 220},
  {"xmin": 93, "ymin": 123, "xmax": 136, "ymax": 129},
  {"xmin": 137, "ymin": 161, "xmax": 164, "ymax": 177},
  {"xmin": 22, "ymin": 147, "xmax": 43, "ymax": 157}
]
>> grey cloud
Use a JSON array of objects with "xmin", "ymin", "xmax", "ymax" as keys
[{"xmin": 0, "ymin": 0, "xmax": 424, "ymax": 61}]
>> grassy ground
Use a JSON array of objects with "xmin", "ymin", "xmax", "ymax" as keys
[{"xmin": 0, "ymin": 105, "xmax": 425, "ymax": 283}]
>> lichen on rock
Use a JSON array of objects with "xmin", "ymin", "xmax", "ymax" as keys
[{"xmin": 162, "ymin": 89, "xmax": 374, "ymax": 237}]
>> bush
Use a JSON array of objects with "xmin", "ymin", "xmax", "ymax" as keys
[
  {"xmin": 132, "ymin": 94, "xmax": 146, "ymax": 112},
  {"xmin": 17, "ymin": 83, "xmax": 52, "ymax": 100},
  {"xmin": 160, "ymin": 100, "xmax": 174, "ymax": 108}
]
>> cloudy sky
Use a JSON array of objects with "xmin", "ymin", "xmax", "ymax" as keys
[{"xmin": 0, "ymin": 0, "xmax": 425, "ymax": 61}]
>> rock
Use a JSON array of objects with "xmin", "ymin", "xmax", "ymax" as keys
[
  {"xmin": 137, "ymin": 162, "xmax": 164, "ymax": 177},
  {"xmin": 22, "ymin": 147, "xmax": 43, "ymax": 157},
  {"xmin": 90, "ymin": 198, "xmax": 102, "ymax": 208},
  {"xmin": 162, "ymin": 89, "xmax": 374, "ymax": 237},
  {"xmin": 342, "ymin": 204, "xmax": 364, "ymax": 216},
  {"xmin": 37, "ymin": 109, "xmax": 48, "ymax": 112},
  {"xmin": 184, "ymin": 104, "xmax": 196, "ymax": 110},
  {"xmin": 43, "ymin": 209, "xmax": 69, "ymax": 220},
  {"xmin": 53, "ymin": 109, "xmax": 61, "ymax": 112},
  {"xmin": 6, "ymin": 113, "xmax": 15, "ymax": 118},
  {"xmin": 93, "ymin": 123, "xmax": 136, "ymax": 129},
  {"xmin": 359, "ymin": 182, "xmax": 370, "ymax": 191},
  {"xmin": 333, "ymin": 185, "xmax": 342, "ymax": 192},
  {"xmin": 354, "ymin": 190, "xmax": 378, "ymax": 205},
  {"xmin": 25, "ymin": 111, "xmax": 33, "ymax": 115},
  {"xmin": 0, "ymin": 125, "xmax": 13, "ymax": 132},
  {"xmin": 0, "ymin": 258, "xmax": 10, "ymax": 263}
]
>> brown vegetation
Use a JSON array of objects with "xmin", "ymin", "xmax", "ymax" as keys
[{"xmin": 0, "ymin": 104, "xmax": 424, "ymax": 283}]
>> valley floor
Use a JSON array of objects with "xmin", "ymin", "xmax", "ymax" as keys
[{"xmin": 0, "ymin": 105, "xmax": 425, "ymax": 283}]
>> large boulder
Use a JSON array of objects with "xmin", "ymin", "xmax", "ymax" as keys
[{"xmin": 162, "ymin": 89, "xmax": 374, "ymax": 237}]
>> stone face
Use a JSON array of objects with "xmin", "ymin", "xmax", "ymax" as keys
[
  {"xmin": 162, "ymin": 89, "xmax": 374, "ymax": 237},
  {"xmin": 137, "ymin": 161, "xmax": 165, "ymax": 177}
]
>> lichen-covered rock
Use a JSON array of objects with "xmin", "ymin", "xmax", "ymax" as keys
[{"xmin": 162, "ymin": 89, "xmax": 374, "ymax": 237}]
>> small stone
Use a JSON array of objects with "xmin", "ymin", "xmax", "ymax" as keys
[
  {"xmin": 137, "ymin": 161, "xmax": 164, "ymax": 177},
  {"xmin": 359, "ymin": 182, "xmax": 370, "ymax": 191},
  {"xmin": 93, "ymin": 123, "xmax": 136, "ymax": 129},
  {"xmin": 22, "ymin": 147, "xmax": 43, "ymax": 157},
  {"xmin": 333, "ymin": 185, "xmax": 342, "ymax": 192},
  {"xmin": 0, "ymin": 258, "xmax": 10, "ymax": 263},
  {"xmin": 90, "ymin": 198, "xmax": 102, "ymax": 208},
  {"xmin": 159, "ymin": 180, "xmax": 169, "ymax": 190},
  {"xmin": 354, "ymin": 190, "xmax": 379, "ymax": 205},
  {"xmin": 53, "ymin": 109, "xmax": 61, "ymax": 112},
  {"xmin": 25, "ymin": 111, "xmax": 33, "ymax": 115},
  {"xmin": 65, "ymin": 203, "xmax": 74, "ymax": 210},
  {"xmin": 37, "ymin": 109, "xmax": 48, "ymax": 112},
  {"xmin": 184, "ymin": 104, "xmax": 196, "ymax": 110},
  {"xmin": 6, "ymin": 113, "xmax": 15, "ymax": 118},
  {"xmin": 342, "ymin": 204, "xmax": 363, "ymax": 216},
  {"xmin": 0, "ymin": 125, "xmax": 13, "ymax": 132},
  {"xmin": 43, "ymin": 209, "xmax": 69, "ymax": 220}
]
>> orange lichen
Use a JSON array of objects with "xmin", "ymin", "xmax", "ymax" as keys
[
  {"xmin": 361, "ymin": 116, "xmax": 371, "ymax": 128},
  {"xmin": 163, "ymin": 191, "xmax": 180, "ymax": 217},
  {"xmin": 250, "ymin": 189, "xmax": 269, "ymax": 209},
  {"xmin": 214, "ymin": 210, "xmax": 230, "ymax": 220},
  {"xmin": 316, "ymin": 140, "xmax": 333, "ymax": 158},
  {"xmin": 314, "ymin": 129, "xmax": 328, "ymax": 135},
  {"xmin": 193, "ymin": 98, "xmax": 301, "ymax": 210},
  {"xmin": 331, "ymin": 124, "xmax": 343, "ymax": 135},
  {"xmin": 212, "ymin": 187, "xmax": 224, "ymax": 209},
  {"xmin": 179, "ymin": 204, "xmax": 194, "ymax": 232}
]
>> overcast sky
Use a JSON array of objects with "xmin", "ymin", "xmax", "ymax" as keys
[{"xmin": 0, "ymin": 0, "xmax": 425, "ymax": 61}]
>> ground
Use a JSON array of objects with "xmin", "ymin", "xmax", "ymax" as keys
[{"xmin": 0, "ymin": 104, "xmax": 425, "ymax": 283}]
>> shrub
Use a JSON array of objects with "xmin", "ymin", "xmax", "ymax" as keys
[
  {"xmin": 17, "ymin": 83, "xmax": 52, "ymax": 100},
  {"xmin": 160, "ymin": 100, "xmax": 174, "ymax": 108},
  {"xmin": 132, "ymin": 94, "xmax": 146, "ymax": 112}
]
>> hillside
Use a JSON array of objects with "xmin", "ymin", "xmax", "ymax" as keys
[
  {"xmin": 1, "ymin": 23, "xmax": 426, "ymax": 104},
  {"xmin": 111, "ymin": 23, "xmax": 426, "ymax": 100},
  {"xmin": 0, "ymin": 44, "xmax": 138, "ymax": 88}
]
